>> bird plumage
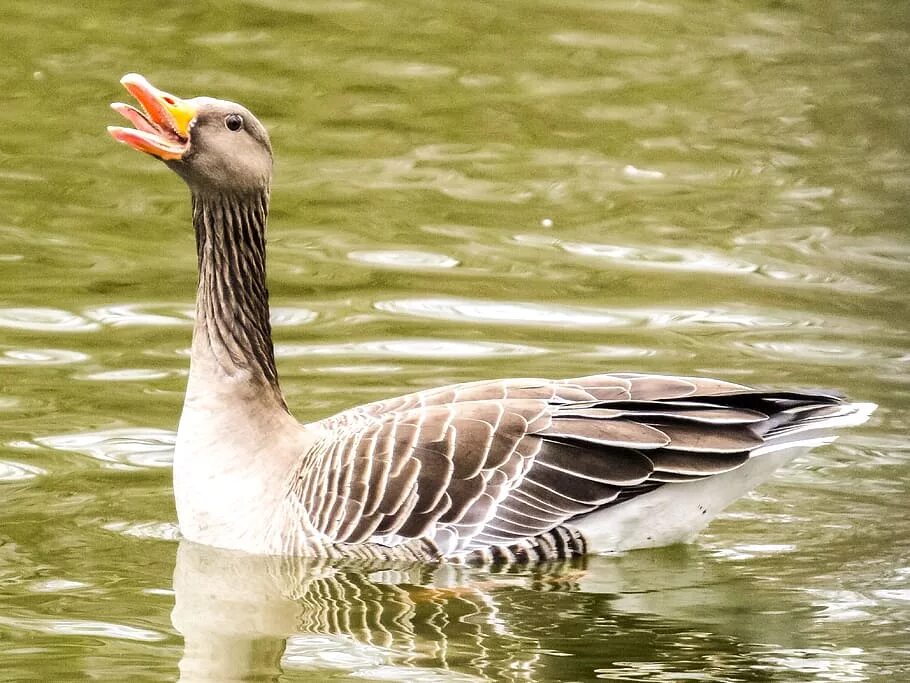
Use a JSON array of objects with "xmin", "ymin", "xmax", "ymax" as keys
[
  {"xmin": 108, "ymin": 74, "xmax": 875, "ymax": 562},
  {"xmin": 290, "ymin": 373, "xmax": 871, "ymax": 562}
]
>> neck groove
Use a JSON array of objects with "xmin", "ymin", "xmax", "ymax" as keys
[{"xmin": 191, "ymin": 188, "xmax": 284, "ymax": 406}]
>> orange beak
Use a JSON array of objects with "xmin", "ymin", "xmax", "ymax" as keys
[{"xmin": 107, "ymin": 74, "xmax": 196, "ymax": 160}]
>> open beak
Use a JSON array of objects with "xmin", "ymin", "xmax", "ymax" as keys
[{"xmin": 107, "ymin": 74, "xmax": 196, "ymax": 160}]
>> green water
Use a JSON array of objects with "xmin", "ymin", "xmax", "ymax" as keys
[{"xmin": 1, "ymin": 0, "xmax": 908, "ymax": 680}]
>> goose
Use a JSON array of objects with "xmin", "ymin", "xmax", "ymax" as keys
[{"xmin": 108, "ymin": 74, "xmax": 875, "ymax": 562}]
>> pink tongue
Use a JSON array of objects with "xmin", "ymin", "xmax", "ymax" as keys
[{"xmin": 111, "ymin": 103, "xmax": 162, "ymax": 136}]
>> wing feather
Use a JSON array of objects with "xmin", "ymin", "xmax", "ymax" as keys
[
  {"xmin": 539, "ymin": 417, "xmax": 670, "ymax": 449},
  {"xmin": 303, "ymin": 372, "xmax": 851, "ymax": 556},
  {"xmin": 534, "ymin": 441, "xmax": 653, "ymax": 486},
  {"xmin": 654, "ymin": 423, "xmax": 763, "ymax": 453},
  {"xmin": 647, "ymin": 449, "xmax": 750, "ymax": 475}
]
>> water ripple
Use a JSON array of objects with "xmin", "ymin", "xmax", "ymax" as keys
[
  {"xmin": 35, "ymin": 428, "xmax": 175, "ymax": 470},
  {"xmin": 29, "ymin": 579, "xmax": 89, "ymax": 593},
  {"xmin": 350, "ymin": 59, "xmax": 456, "ymax": 80},
  {"xmin": 240, "ymin": 0, "xmax": 369, "ymax": 14},
  {"xmin": 77, "ymin": 369, "xmax": 173, "ymax": 382},
  {"xmin": 583, "ymin": 103, "xmax": 673, "ymax": 126},
  {"xmin": 277, "ymin": 339, "xmax": 546, "ymax": 359},
  {"xmin": 282, "ymin": 634, "xmax": 478, "ymax": 682},
  {"xmin": 734, "ymin": 226, "xmax": 834, "ymax": 252},
  {"xmin": 375, "ymin": 297, "xmax": 794, "ymax": 330},
  {"xmin": 558, "ymin": 240, "xmax": 756, "ymax": 274},
  {"xmin": 0, "ymin": 460, "xmax": 46, "ymax": 481},
  {"xmin": 0, "ymin": 308, "xmax": 98, "ymax": 332},
  {"xmin": 282, "ymin": 634, "xmax": 388, "ymax": 673},
  {"xmin": 756, "ymin": 647, "xmax": 869, "ymax": 681},
  {"xmin": 315, "ymin": 364, "xmax": 401, "ymax": 375},
  {"xmin": 873, "ymin": 590, "xmax": 910, "ymax": 603},
  {"xmin": 348, "ymin": 250, "xmax": 460, "ymax": 269},
  {"xmin": 710, "ymin": 543, "xmax": 799, "ymax": 561},
  {"xmin": 736, "ymin": 340, "xmax": 871, "ymax": 363},
  {"xmin": 270, "ymin": 306, "xmax": 318, "ymax": 327},
  {"xmin": 839, "ymin": 239, "xmax": 910, "ymax": 272},
  {"xmin": 550, "ymin": 31, "xmax": 658, "ymax": 53},
  {"xmin": 83, "ymin": 304, "xmax": 316, "ymax": 328},
  {"xmin": 518, "ymin": 73, "xmax": 625, "ymax": 97},
  {"xmin": 301, "ymin": 157, "xmax": 533, "ymax": 203},
  {"xmin": 103, "ymin": 521, "xmax": 180, "ymax": 541},
  {"xmin": 0, "ymin": 349, "xmax": 89, "ymax": 366},
  {"xmin": 0, "ymin": 616, "xmax": 166, "ymax": 642},
  {"xmin": 806, "ymin": 589, "xmax": 878, "ymax": 623},
  {"xmin": 376, "ymin": 298, "xmax": 628, "ymax": 327},
  {"xmin": 413, "ymin": 144, "xmax": 511, "ymax": 162},
  {"xmin": 517, "ymin": 233, "xmax": 881, "ymax": 291},
  {"xmin": 587, "ymin": 345, "xmax": 664, "ymax": 359},
  {"xmin": 84, "ymin": 304, "xmax": 191, "ymax": 327},
  {"xmin": 756, "ymin": 264, "xmax": 882, "ymax": 293}
]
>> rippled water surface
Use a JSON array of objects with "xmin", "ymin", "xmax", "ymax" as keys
[{"xmin": 2, "ymin": 1, "xmax": 909, "ymax": 680}]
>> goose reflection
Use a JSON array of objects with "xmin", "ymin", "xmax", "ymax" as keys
[
  {"xmin": 172, "ymin": 540, "xmax": 574, "ymax": 681},
  {"xmin": 173, "ymin": 540, "xmax": 818, "ymax": 681}
]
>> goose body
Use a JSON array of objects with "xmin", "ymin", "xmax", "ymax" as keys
[{"xmin": 109, "ymin": 75, "xmax": 875, "ymax": 561}]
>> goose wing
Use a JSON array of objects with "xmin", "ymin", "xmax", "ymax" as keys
[{"xmin": 301, "ymin": 373, "xmax": 839, "ymax": 556}]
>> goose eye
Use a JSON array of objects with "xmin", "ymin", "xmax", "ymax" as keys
[{"xmin": 224, "ymin": 114, "xmax": 244, "ymax": 132}]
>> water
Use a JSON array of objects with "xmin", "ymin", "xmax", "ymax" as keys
[{"xmin": 1, "ymin": 0, "xmax": 908, "ymax": 680}]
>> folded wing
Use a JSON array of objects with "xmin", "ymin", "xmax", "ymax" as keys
[{"xmin": 301, "ymin": 373, "xmax": 843, "ymax": 557}]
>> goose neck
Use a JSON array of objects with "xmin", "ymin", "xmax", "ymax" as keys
[{"xmin": 189, "ymin": 188, "xmax": 284, "ymax": 406}]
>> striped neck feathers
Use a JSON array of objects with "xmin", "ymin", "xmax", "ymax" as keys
[{"xmin": 190, "ymin": 188, "xmax": 284, "ymax": 404}]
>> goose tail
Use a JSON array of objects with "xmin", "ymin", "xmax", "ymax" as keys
[{"xmin": 570, "ymin": 400, "xmax": 876, "ymax": 555}]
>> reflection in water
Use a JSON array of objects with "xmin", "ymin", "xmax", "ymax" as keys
[
  {"xmin": 173, "ymin": 541, "xmax": 549, "ymax": 682},
  {"xmin": 172, "ymin": 541, "xmax": 863, "ymax": 682}
]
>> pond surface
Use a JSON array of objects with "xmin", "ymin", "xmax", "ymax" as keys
[{"xmin": 1, "ymin": 0, "xmax": 908, "ymax": 680}]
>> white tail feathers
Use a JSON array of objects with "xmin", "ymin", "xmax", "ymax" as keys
[{"xmin": 752, "ymin": 401, "xmax": 876, "ymax": 457}]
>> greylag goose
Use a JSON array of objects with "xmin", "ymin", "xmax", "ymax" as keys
[{"xmin": 108, "ymin": 74, "xmax": 875, "ymax": 562}]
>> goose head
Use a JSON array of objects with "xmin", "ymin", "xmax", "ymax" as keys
[{"xmin": 108, "ymin": 73, "xmax": 273, "ymax": 195}]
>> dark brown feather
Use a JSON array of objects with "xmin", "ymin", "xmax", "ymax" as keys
[
  {"xmin": 534, "ymin": 440, "xmax": 653, "ymax": 486},
  {"xmin": 647, "ymin": 449, "xmax": 750, "ymax": 475},
  {"xmin": 524, "ymin": 463, "xmax": 621, "ymax": 505},
  {"xmin": 539, "ymin": 417, "xmax": 670, "ymax": 449},
  {"xmin": 656, "ymin": 423, "xmax": 763, "ymax": 453},
  {"xmin": 483, "ymin": 517, "xmax": 545, "ymax": 538},
  {"xmin": 497, "ymin": 500, "xmax": 565, "ymax": 524},
  {"xmin": 411, "ymin": 443, "xmax": 454, "ymax": 514},
  {"xmin": 374, "ymin": 486, "xmax": 421, "ymax": 534},
  {"xmin": 456, "ymin": 492, "xmax": 496, "ymax": 527},
  {"xmin": 450, "ymin": 416, "xmax": 495, "ymax": 479},
  {"xmin": 438, "ymin": 475, "xmax": 486, "ymax": 523},
  {"xmin": 510, "ymin": 488, "xmax": 596, "ymax": 516},
  {"xmin": 377, "ymin": 458, "xmax": 420, "ymax": 514}
]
